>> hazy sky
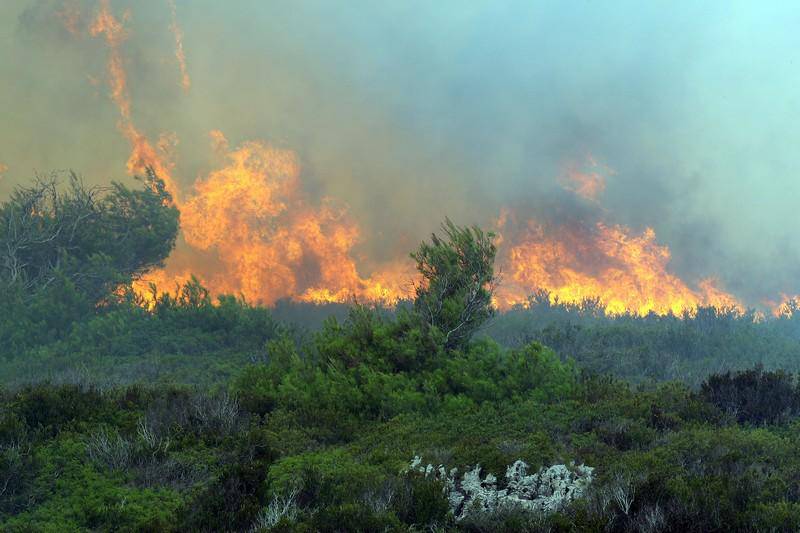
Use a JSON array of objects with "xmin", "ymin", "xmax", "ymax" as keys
[{"xmin": 2, "ymin": 0, "xmax": 800, "ymax": 305}]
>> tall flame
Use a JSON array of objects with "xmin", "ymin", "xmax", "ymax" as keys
[
  {"xmin": 82, "ymin": 1, "xmax": 744, "ymax": 316},
  {"xmin": 87, "ymin": 1, "xmax": 411, "ymax": 306},
  {"xmin": 137, "ymin": 132, "xmax": 414, "ymax": 305},
  {"xmin": 89, "ymin": 0, "xmax": 179, "ymax": 200},
  {"xmin": 167, "ymin": 0, "xmax": 191, "ymax": 92},
  {"xmin": 89, "ymin": 0, "xmax": 130, "ymax": 121}
]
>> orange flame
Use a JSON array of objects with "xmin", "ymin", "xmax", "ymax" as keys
[
  {"xmin": 130, "ymin": 268, "xmax": 196, "ymax": 308},
  {"xmin": 135, "ymin": 132, "xmax": 414, "ymax": 305},
  {"xmin": 770, "ymin": 294, "xmax": 800, "ymax": 318},
  {"xmin": 90, "ymin": 0, "xmax": 180, "ymax": 200},
  {"xmin": 558, "ymin": 155, "xmax": 608, "ymax": 202},
  {"xmin": 89, "ymin": 0, "xmax": 131, "ymax": 121},
  {"xmin": 493, "ymin": 209, "xmax": 741, "ymax": 316},
  {"xmin": 85, "ymin": 2, "xmax": 745, "ymax": 316},
  {"xmin": 167, "ymin": 0, "xmax": 191, "ymax": 92},
  {"xmin": 122, "ymin": 124, "xmax": 178, "ymax": 196}
]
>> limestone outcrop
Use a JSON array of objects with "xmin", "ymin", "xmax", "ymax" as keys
[{"xmin": 408, "ymin": 456, "xmax": 594, "ymax": 521}]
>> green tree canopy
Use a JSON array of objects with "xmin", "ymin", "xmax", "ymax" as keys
[
  {"xmin": 411, "ymin": 218, "xmax": 497, "ymax": 349},
  {"xmin": 0, "ymin": 169, "xmax": 179, "ymax": 302}
]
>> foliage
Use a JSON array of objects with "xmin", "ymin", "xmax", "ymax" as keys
[
  {"xmin": 486, "ymin": 292, "xmax": 800, "ymax": 385},
  {"xmin": 0, "ymin": 170, "xmax": 179, "ymax": 355},
  {"xmin": 177, "ymin": 428, "xmax": 275, "ymax": 532},
  {"xmin": 412, "ymin": 218, "xmax": 497, "ymax": 350},
  {"xmin": 0, "ymin": 277, "xmax": 284, "ymax": 390},
  {"xmin": 6, "ymin": 210, "xmax": 800, "ymax": 530},
  {"xmin": 0, "ymin": 170, "xmax": 177, "ymax": 299},
  {"xmin": 700, "ymin": 366, "xmax": 800, "ymax": 425}
]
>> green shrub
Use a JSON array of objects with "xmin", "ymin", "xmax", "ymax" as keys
[
  {"xmin": 177, "ymin": 428, "xmax": 275, "ymax": 532},
  {"xmin": 12, "ymin": 383, "xmax": 106, "ymax": 435},
  {"xmin": 393, "ymin": 473, "xmax": 450, "ymax": 527},
  {"xmin": 700, "ymin": 366, "xmax": 800, "ymax": 425}
]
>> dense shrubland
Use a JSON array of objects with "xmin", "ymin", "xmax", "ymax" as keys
[
  {"xmin": 5, "ymin": 176, "xmax": 800, "ymax": 530},
  {"xmin": 487, "ymin": 291, "xmax": 800, "ymax": 385},
  {"xmin": 7, "ymin": 348, "xmax": 800, "ymax": 530}
]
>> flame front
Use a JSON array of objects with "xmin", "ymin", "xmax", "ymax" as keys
[
  {"xmin": 494, "ymin": 210, "xmax": 741, "ymax": 316},
  {"xmin": 83, "ymin": 0, "xmax": 745, "ymax": 316}
]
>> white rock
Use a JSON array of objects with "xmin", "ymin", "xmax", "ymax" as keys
[{"xmin": 408, "ymin": 456, "xmax": 594, "ymax": 521}]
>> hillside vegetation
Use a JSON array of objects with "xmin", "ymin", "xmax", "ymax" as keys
[{"xmin": 3, "ymin": 176, "xmax": 800, "ymax": 531}]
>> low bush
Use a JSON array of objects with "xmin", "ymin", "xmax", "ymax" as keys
[{"xmin": 700, "ymin": 366, "xmax": 800, "ymax": 425}]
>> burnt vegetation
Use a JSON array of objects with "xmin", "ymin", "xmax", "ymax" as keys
[{"xmin": 4, "ymin": 174, "xmax": 800, "ymax": 531}]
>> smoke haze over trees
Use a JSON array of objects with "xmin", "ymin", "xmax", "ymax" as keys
[{"xmin": 3, "ymin": 1, "xmax": 800, "ymax": 306}]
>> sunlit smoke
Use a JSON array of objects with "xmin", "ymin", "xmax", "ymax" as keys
[
  {"xmin": 558, "ymin": 156, "xmax": 608, "ymax": 203},
  {"xmin": 56, "ymin": 0, "xmax": 83, "ymax": 37}
]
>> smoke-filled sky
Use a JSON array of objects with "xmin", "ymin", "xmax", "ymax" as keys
[{"xmin": 2, "ymin": 0, "xmax": 800, "ymax": 307}]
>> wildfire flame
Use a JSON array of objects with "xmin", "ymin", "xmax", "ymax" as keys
[
  {"xmin": 770, "ymin": 295, "xmax": 800, "ymax": 318},
  {"xmin": 82, "ymin": 0, "xmax": 746, "ymax": 316},
  {"xmin": 493, "ymin": 209, "xmax": 742, "ymax": 316},
  {"xmin": 167, "ymin": 0, "xmax": 191, "ymax": 92},
  {"xmin": 87, "ymin": 1, "xmax": 413, "ymax": 306},
  {"xmin": 89, "ymin": 0, "xmax": 180, "ymax": 200},
  {"xmin": 89, "ymin": 0, "xmax": 131, "ymax": 120},
  {"xmin": 558, "ymin": 156, "xmax": 607, "ymax": 202},
  {"xmin": 135, "ymin": 132, "xmax": 414, "ymax": 305}
]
